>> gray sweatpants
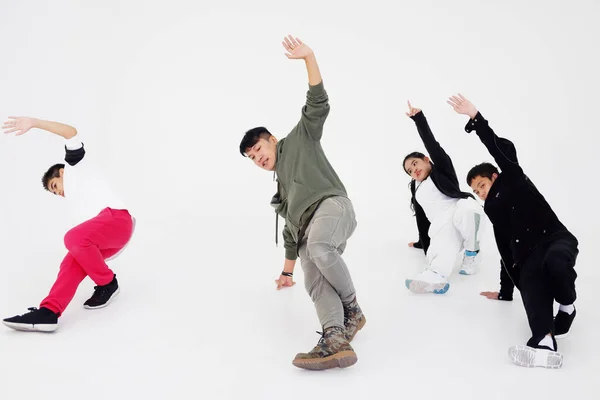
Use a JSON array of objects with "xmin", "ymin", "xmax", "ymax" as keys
[{"xmin": 298, "ymin": 196, "xmax": 357, "ymax": 330}]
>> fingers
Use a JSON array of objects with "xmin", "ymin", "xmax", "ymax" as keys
[
  {"xmin": 3, "ymin": 128, "xmax": 20, "ymax": 134},
  {"xmin": 288, "ymin": 35, "xmax": 300, "ymax": 48},
  {"xmin": 284, "ymin": 36, "xmax": 294, "ymax": 50},
  {"xmin": 480, "ymin": 291, "xmax": 498, "ymax": 299},
  {"xmin": 408, "ymin": 242, "xmax": 415, "ymax": 247}
]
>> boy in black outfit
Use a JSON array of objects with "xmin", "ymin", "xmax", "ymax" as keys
[{"xmin": 447, "ymin": 94, "xmax": 578, "ymax": 369}]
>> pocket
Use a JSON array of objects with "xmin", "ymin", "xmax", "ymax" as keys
[{"xmin": 287, "ymin": 180, "xmax": 313, "ymax": 226}]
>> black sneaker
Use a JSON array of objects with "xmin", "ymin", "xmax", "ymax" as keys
[
  {"xmin": 554, "ymin": 306, "xmax": 576, "ymax": 339},
  {"xmin": 84, "ymin": 274, "xmax": 120, "ymax": 309},
  {"xmin": 2, "ymin": 307, "xmax": 58, "ymax": 332}
]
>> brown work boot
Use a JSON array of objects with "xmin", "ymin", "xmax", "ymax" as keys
[
  {"xmin": 292, "ymin": 326, "xmax": 357, "ymax": 370},
  {"xmin": 344, "ymin": 297, "xmax": 366, "ymax": 342}
]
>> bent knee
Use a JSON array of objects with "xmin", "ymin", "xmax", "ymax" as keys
[{"xmin": 64, "ymin": 229, "xmax": 91, "ymax": 252}]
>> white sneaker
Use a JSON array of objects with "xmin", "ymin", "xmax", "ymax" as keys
[
  {"xmin": 405, "ymin": 269, "xmax": 450, "ymax": 294},
  {"xmin": 459, "ymin": 250, "xmax": 481, "ymax": 275},
  {"xmin": 508, "ymin": 345, "xmax": 563, "ymax": 369}
]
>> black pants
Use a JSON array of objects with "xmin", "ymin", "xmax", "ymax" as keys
[{"xmin": 519, "ymin": 236, "xmax": 578, "ymax": 345}]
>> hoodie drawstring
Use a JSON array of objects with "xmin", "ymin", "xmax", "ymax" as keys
[{"xmin": 273, "ymin": 170, "xmax": 279, "ymax": 247}]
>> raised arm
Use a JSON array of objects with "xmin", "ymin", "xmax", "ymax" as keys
[
  {"xmin": 447, "ymin": 94, "xmax": 523, "ymax": 176},
  {"xmin": 282, "ymin": 35, "xmax": 329, "ymax": 141},
  {"xmin": 2, "ymin": 117, "xmax": 77, "ymax": 139},
  {"xmin": 406, "ymin": 101, "xmax": 455, "ymax": 173}
]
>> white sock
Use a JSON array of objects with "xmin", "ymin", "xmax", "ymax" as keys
[
  {"xmin": 559, "ymin": 304, "xmax": 575, "ymax": 315},
  {"xmin": 538, "ymin": 335, "xmax": 555, "ymax": 350}
]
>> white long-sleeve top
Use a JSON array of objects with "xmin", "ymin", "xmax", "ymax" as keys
[
  {"xmin": 415, "ymin": 177, "xmax": 458, "ymax": 223},
  {"xmin": 63, "ymin": 135, "xmax": 128, "ymax": 227}
]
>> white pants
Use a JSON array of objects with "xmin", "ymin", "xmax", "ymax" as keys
[{"xmin": 425, "ymin": 198, "xmax": 484, "ymax": 279}]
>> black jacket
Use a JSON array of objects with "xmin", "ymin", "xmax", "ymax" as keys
[
  {"xmin": 409, "ymin": 112, "xmax": 475, "ymax": 254},
  {"xmin": 465, "ymin": 112, "xmax": 577, "ymax": 300}
]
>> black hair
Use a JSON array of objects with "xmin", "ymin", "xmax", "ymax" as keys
[
  {"xmin": 466, "ymin": 162, "xmax": 499, "ymax": 186},
  {"xmin": 42, "ymin": 163, "xmax": 64, "ymax": 191},
  {"xmin": 402, "ymin": 152, "xmax": 427, "ymax": 175},
  {"xmin": 239, "ymin": 127, "xmax": 272, "ymax": 156}
]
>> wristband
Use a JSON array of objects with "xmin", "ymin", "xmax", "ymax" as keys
[{"xmin": 281, "ymin": 271, "xmax": 293, "ymax": 277}]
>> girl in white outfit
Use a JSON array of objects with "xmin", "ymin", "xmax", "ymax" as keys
[{"xmin": 403, "ymin": 102, "xmax": 484, "ymax": 294}]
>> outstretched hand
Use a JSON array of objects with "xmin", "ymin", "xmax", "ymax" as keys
[
  {"xmin": 2, "ymin": 116, "xmax": 35, "ymax": 136},
  {"xmin": 447, "ymin": 94, "xmax": 478, "ymax": 119},
  {"xmin": 282, "ymin": 35, "xmax": 314, "ymax": 60},
  {"xmin": 480, "ymin": 291, "xmax": 500, "ymax": 300},
  {"xmin": 275, "ymin": 274, "xmax": 296, "ymax": 290},
  {"xmin": 406, "ymin": 101, "xmax": 421, "ymax": 117}
]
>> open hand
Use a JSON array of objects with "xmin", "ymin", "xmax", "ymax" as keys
[
  {"xmin": 447, "ymin": 94, "xmax": 478, "ymax": 119},
  {"xmin": 282, "ymin": 35, "xmax": 313, "ymax": 60},
  {"xmin": 275, "ymin": 274, "xmax": 296, "ymax": 290},
  {"xmin": 480, "ymin": 291, "xmax": 500, "ymax": 300},
  {"xmin": 406, "ymin": 101, "xmax": 421, "ymax": 117},
  {"xmin": 2, "ymin": 116, "xmax": 35, "ymax": 136}
]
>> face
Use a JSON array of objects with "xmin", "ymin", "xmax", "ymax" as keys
[
  {"xmin": 47, "ymin": 169, "xmax": 65, "ymax": 197},
  {"xmin": 404, "ymin": 157, "xmax": 432, "ymax": 182},
  {"xmin": 245, "ymin": 137, "xmax": 278, "ymax": 171},
  {"xmin": 470, "ymin": 174, "xmax": 498, "ymax": 201}
]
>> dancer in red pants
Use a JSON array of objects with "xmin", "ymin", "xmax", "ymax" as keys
[{"xmin": 2, "ymin": 116, "xmax": 135, "ymax": 332}]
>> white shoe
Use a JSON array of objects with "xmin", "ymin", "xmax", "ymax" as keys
[
  {"xmin": 508, "ymin": 345, "xmax": 563, "ymax": 369},
  {"xmin": 459, "ymin": 251, "xmax": 481, "ymax": 275},
  {"xmin": 405, "ymin": 269, "xmax": 450, "ymax": 294}
]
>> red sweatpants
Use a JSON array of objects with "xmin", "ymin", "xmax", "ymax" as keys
[{"xmin": 41, "ymin": 208, "xmax": 133, "ymax": 316}]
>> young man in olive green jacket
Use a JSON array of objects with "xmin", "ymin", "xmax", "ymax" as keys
[{"xmin": 239, "ymin": 35, "xmax": 365, "ymax": 371}]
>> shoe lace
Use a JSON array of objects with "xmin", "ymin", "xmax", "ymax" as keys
[
  {"xmin": 315, "ymin": 330, "xmax": 327, "ymax": 344},
  {"xmin": 92, "ymin": 285, "xmax": 109, "ymax": 299}
]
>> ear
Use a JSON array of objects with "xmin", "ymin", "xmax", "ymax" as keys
[
  {"xmin": 491, "ymin": 172, "xmax": 499, "ymax": 181},
  {"xmin": 59, "ymin": 168, "xmax": 64, "ymax": 177},
  {"xmin": 269, "ymin": 135, "xmax": 278, "ymax": 145},
  {"xmin": 424, "ymin": 156, "xmax": 431, "ymax": 164}
]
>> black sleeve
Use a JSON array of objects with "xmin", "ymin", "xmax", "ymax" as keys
[
  {"xmin": 410, "ymin": 111, "xmax": 457, "ymax": 176},
  {"xmin": 464, "ymin": 112, "xmax": 523, "ymax": 176},
  {"xmin": 409, "ymin": 180, "xmax": 431, "ymax": 254},
  {"xmin": 64, "ymin": 143, "xmax": 85, "ymax": 166},
  {"xmin": 498, "ymin": 259, "xmax": 515, "ymax": 301},
  {"xmin": 493, "ymin": 225, "xmax": 515, "ymax": 300}
]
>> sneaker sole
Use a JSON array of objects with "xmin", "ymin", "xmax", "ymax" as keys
[
  {"xmin": 554, "ymin": 332, "xmax": 570, "ymax": 339},
  {"xmin": 347, "ymin": 315, "xmax": 366, "ymax": 342},
  {"xmin": 405, "ymin": 279, "xmax": 450, "ymax": 294},
  {"xmin": 508, "ymin": 345, "xmax": 563, "ymax": 369},
  {"xmin": 459, "ymin": 269, "xmax": 477, "ymax": 275},
  {"xmin": 2, "ymin": 321, "xmax": 57, "ymax": 332},
  {"xmin": 292, "ymin": 350, "xmax": 358, "ymax": 371},
  {"xmin": 83, "ymin": 287, "xmax": 121, "ymax": 310}
]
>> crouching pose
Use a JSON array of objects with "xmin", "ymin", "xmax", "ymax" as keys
[
  {"xmin": 2, "ymin": 116, "xmax": 135, "ymax": 332},
  {"xmin": 403, "ymin": 101, "xmax": 484, "ymax": 294},
  {"xmin": 448, "ymin": 94, "xmax": 578, "ymax": 369},
  {"xmin": 239, "ymin": 36, "xmax": 365, "ymax": 370}
]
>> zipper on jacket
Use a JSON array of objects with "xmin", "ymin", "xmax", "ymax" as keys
[{"xmin": 500, "ymin": 258, "xmax": 517, "ymax": 288}]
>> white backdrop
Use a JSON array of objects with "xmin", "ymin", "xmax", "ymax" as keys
[{"xmin": 1, "ymin": 1, "xmax": 599, "ymax": 399}]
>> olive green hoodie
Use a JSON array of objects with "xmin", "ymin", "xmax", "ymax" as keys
[{"xmin": 270, "ymin": 81, "xmax": 348, "ymax": 260}]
